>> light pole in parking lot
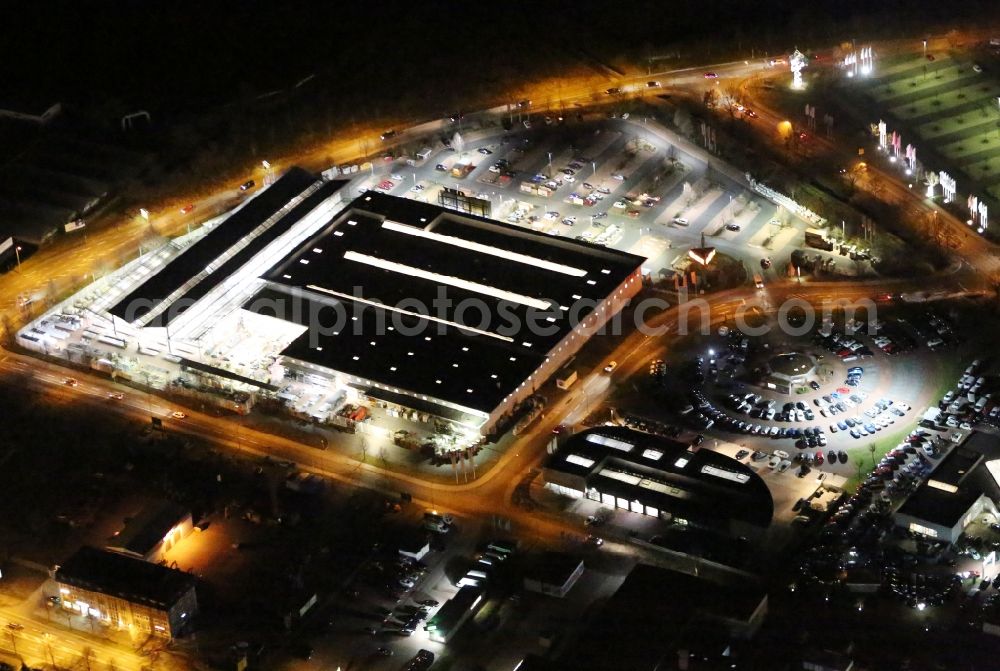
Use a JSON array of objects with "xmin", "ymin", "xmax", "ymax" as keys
[
  {"xmin": 547, "ymin": 152, "xmax": 553, "ymax": 176},
  {"xmin": 14, "ymin": 245, "xmax": 21, "ymax": 272}
]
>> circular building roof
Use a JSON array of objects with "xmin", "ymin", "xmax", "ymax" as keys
[{"xmin": 769, "ymin": 352, "xmax": 815, "ymax": 379}]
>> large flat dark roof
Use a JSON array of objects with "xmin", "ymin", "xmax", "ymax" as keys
[
  {"xmin": 898, "ymin": 431, "xmax": 1000, "ymax": 528},
  {"xmin": 246, "ymin": 286, "xmax": 543, "ymax": 415},
  {"xmin": 246, "ymin": 191, "xmax": 644, "ymax": 416},
  {"xmin": 110, "ymin": 167, "xmax": 321, "ymax": 323},
  {"xmin": 929, "ymin": 446, "xmax": 982, "ymax": 488},
  {"xmin": 524, "ymin": 552, "xmax": 583, "ymax": 586},
  {"xmin": 56, "ymin": 546, "xmax": 196, "ymax": 610},
  {"xmin": 263, "ymin": 192, "xmax": 643, "ymax": 354},
  {"xmin": 561, "ymin": 564, "xmax": 767, "ymax": 671},
  {"xmin": 546, "ymin": 427, "xmax": 773, "ymax": 527},
  {"xmin": 110, "ymin": 501, "xmax": 189, "ymax": 557},
  {"xmin": 896, "ymin": 482, "xmax": 982, "ymax": 528}
]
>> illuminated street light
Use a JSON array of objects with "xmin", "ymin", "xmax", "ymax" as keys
[
  {"xmin": 790, "ymin": 49, "xmax": 807, "ymax": 90},
  {"xmin": 139, "ymin": 208, "xmax": 149, "ymax": 221},
  {"xmin": 14, "ymin": 245, "xmax": 22, "ymax": 271}
]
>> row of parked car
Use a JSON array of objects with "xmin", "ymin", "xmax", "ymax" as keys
[
  {"xmin": 814, "ymin": 331, "xmax": 875, "ymax": 360},
  {"xmin": 839, "ymin": 399, "xmax": 911, "ymax": 440},
  {"xmin": 913, "ymin": 311, "xmax": 961, "ymax": 350},
  {"xmin": 938, "ymin": 359, "xmax": 995, "ymax": 429}
]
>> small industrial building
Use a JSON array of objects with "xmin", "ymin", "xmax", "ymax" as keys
[
  {"xmin": 543, "ymin": 427, "xmax": 774, "ymax": 537},
  {"xmin": 559, "ymin": 564, "xmax": 769, "ymax": 670},
  {"xmin": 397, "ymin": 527, "xmax": 431, "ymax": 561},
  {"xmin": 523, "ymin": 552, "xmax": 584, "ymax": 598},
  {"xmin": 894, "ymin": 432, "xmax": 1000, "ymax": 543},
  {"xmin": 107, "ymin": 501, "xmax": 192, "ymax": 563},
  {"xmin": 55, "ymin": 546, "xmax": 198, "ymax": 639},
  {"xmin": 425, "ymin": 585, "xmax": 485, "ymax": 643}
]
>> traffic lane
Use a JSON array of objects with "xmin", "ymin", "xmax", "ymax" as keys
[
  {"xmin": 0, "ymin": 608, "xmax": 147, "ymax": 671},
  {"xmin": 0, "ymin": 352, "xmax": 567, "ymax": 536}
]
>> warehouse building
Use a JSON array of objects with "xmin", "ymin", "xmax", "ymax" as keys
[
  {"xmin": 34, "ymin": 168, "xmax": 645, "ymax": 439},
  {"xmin": 106, "ymin": 500, "xmax": 193, "ymax": 563},
  {"xmin": 523, "ymin": 552, "xmax": 585, "ymax": 598},
  {"xmin": 246, "ymin": 189, "xmax": 645, "ymax": 436},
  {"xmin": 543, "ymin": 427, "xmax": 774, "ymax": 537}
]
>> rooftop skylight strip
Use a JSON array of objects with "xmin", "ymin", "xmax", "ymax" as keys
[
  {"xmin": 381, "ymin": 220, "xmax": 588, "ymax": 278},
  {"xmin": 305, "ymin": 284, "xmax": 515, "ymax": 342},
  {"xmin": 343, "ymin": 250, "xmax": 552, "ymax": 310}
]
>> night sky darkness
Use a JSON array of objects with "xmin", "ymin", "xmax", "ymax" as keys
[{"xmin": 2, "ymin": 0, "xmax": 997, "ymax": 117}]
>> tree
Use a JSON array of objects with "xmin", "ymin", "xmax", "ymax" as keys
[
  {"xmin": 723, "ymin": 84, "xmax": 743, "ymax": 119},
  {"xmin": 673, "ymin": 107, "xmax": 694, "ymax": 136}
]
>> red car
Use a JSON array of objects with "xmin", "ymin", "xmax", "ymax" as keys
[
  {"xmin": 704, "ymin": 72, "xmax": 718, "ymax": 79},
  {"xmin": 180, "ymin": 204, "xmax": 196, "ymax": 215},
  {"xmin": 815, "ymin": 451, "xmax": 824, "ymax": 465},
  {"xmin": 376, "ymin": 180, "xmax": 395, "ymax": 191}
]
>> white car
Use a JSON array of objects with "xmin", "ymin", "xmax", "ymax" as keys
[
  {"xmin": 613, "ymin": 200, "xmax": 628, "ymax": 209},
  {"xmin": 672, "ymin": 217, "xmax": 689, "ymax": 225},
  {"xmin": 544, "ymin": 211, "xmax": 559, "ymax": 221},
  {"xmin": 564, "ymin": 175, "xmax": 576, "ymax": 183},
  {"xmin": 774, "ymin": 450, "xmax": 790, "ymax": 460},
  {"xmin": 768, "ymin": 455, "xmax": 781, "ymax": 469}
]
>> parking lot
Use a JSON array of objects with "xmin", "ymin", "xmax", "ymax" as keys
[{"xmin": 351, "ymin": 117, "xmax": 821, "ymax": 280}]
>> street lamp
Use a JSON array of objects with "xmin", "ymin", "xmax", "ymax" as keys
[
  {"xmin": 547, "ymin": 152, "xmax": 553, "ymax": 177},
  {"xmin": 14, "ymin": 245, "xmax": 21, "ymax": 271}
]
